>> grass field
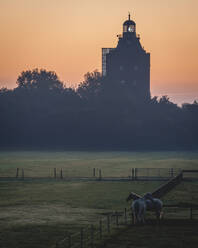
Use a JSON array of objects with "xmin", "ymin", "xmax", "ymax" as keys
[
  {"xmin": 0, "ymin": 150, "xmax": 198, "ymax": 177},
  {"xmin": 0, "ymin": 151, "xmax": 198, "ymax": 248}
]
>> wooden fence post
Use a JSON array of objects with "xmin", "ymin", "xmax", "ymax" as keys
[
  {"xmin": 68, "ymin": 234, "xmax": 71, "ymax": 248},
  {"xmin": 170, "ymin": 168, "xmax": 174, "ymax": 178},
  {"xmin": 99, "ymin": 169, "xmax": 102, "ymax": 181},
  {"xmin": 115, "ymin": 212, "xmax": 119, "ymax": 226},
  {"xmin": 80, "ymin": 228, "xmax": 83, "ymax": 248},
  {"xmin": 22, "ymin": 169, "xmax": 24, "ymax": 180},
  {"xmin": 54, "ymin": 168, "xmax": 56, "ymax": 179},
  {"xmin": 135, "ymin": 168, "xmax": 137, "ymax": 180},
  {"xmin": 131, "ymin": 168, "xmax": 134, "ymax": 181},
  {"xmin": 93, "ymin": 168, "xmax": 96, "ymax": 177},
  {"xmin": 107, "ymin": 215, "xmax": 110, "ymax": 234},
  {"xmin": 16, "ymin": 168, "xmax": 19, "ymax": 178},
  {"xmin": 99, "ymin": 220, "xmax": 102, "ymax": 240},
  {"xmin": 60, "ymin": 169, "xmax": 63, "ymax": 179},
  {"xmin": 131, "ymin": 211, "xmax": 134, "ymax": 224},
  {"xmin": 124, "ymin": 208, "xmax": 127, "ymax": 224},
  {"xmin": 91, "ymin": 225, "xmax": 94, "ymax": 248},
  {"xmin": 190, "ymin": 207, "xmax": 193, "ymax": 220}
]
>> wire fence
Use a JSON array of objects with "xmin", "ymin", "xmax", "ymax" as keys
[
  {"xmin": 55, "ymin": 208, "xmax": 132, "ymax": 248},
  {"xmin": 0, "ymin": 167, "xmax": 184, "ymax": 181},
  {"xmin": 55, "ymin": 204, "xmax": 198, "ymax": 248},
  {"xmin": 54, "ymin": 171, "xmax": 198, "ymax": 248}
]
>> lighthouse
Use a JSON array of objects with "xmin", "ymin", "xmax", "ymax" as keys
[{"xmin": 102, "ymin": 14, "xmax": 150, "ymax": 101}]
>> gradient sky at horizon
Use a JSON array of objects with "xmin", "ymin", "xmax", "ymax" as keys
[{"xmin": 0, "ymin": 0, "xmax": 198, "ymax": 104}]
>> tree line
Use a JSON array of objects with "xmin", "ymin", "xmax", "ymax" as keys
[{"xmin": 0, "ymin": 68, "xmax": 197, "ymax": 150}]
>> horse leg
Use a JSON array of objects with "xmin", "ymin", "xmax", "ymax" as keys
[
  {"xmin": 142, "ymin": 210, "xmax": 146, "ymax": 224},
  {"xmin": 138, "ymin": 212, "xmax": 145, "ymax": 225},
  {"xmin": 133, "ymin": 212, "xmax": 136, "ymax": 224},
  {"xmin": 160, "ymin": 211, "xmax": 164, "ymax": 219},
  {"xmin": 138, "ymin": 205, "xmax": 145, "ymax": 225},
  {"xmin": 132, "ymin": 210, "xmax": 136, "ymax": 224},
  {"xmin": 156, "ymin": 211, "xmax": 162, "ymax": 224},
  {"xmin": 142, "ymin": 214, "xmax": 145, "ymax": 224},
  {"xmin": 137, "ymin": 214, "xmax": 141, "ymax": 224},
  {"xmin": 135, "ymin": 213, "xmax": 139, "ymax": 224}
]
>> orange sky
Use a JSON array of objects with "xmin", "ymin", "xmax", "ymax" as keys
[{"xmin": 0, "ymin": 0, "xmax": 198, "ymax": 104}]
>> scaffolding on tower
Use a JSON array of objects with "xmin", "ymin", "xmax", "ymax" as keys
[{"xmin": 102, "ymin": 48, "xmax": 114, "ymax": 76}]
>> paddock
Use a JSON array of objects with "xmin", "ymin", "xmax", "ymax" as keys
[{"xmin": 0, "ymin": 151, "xmax": 198, "ymax": 248}]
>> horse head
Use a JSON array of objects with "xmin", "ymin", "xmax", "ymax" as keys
[{"xmin": 126, "ymin": 192, "xmax": 141, "ymax": 202}]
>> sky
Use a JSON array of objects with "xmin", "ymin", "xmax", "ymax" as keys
[{"xmin": 0, "ymin": 0, "xmax": 198, "ymax": 104}]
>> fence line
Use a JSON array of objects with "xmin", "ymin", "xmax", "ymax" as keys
[
  {"xmin": 55, "ymin": 170, "xmax": 198, "ymax": 248},
  {"xmin": 152, "ymin": 172, "xmax": 183, "ymax": 198},
  {"xmin": 55, "ymin": 204, "xmax": 198, "ymax": 248},
  {"xmin": 55, "ymin": 208, "xmax": 132, "ymax": 248},
  {"xmin": 0, "ymin": 168, "xmax": 190, "ymax": 181}
]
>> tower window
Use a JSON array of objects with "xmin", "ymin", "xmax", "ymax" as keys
[
  {"xmin": 128, "ymin": 25, "xmax": 135, "ymax": 32},
  {"xmin": 123, "ymin": 25, "xmax": 128, "ymax": 32},
  {"xmin": 123, "ymin": 24, "xmax": 136, "ymax": 33}
]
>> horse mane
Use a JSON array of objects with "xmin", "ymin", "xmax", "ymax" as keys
[{"xmin": 129, "ymin": 192, "xmax": 142, "ymax": 200}]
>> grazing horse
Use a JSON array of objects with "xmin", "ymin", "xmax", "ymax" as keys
[{"xmin": 126, "ymin": 192, "xmax": 163, "ymax": 224}]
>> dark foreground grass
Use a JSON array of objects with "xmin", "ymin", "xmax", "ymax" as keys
[
  {"xmin": 102, "ymin": 219, "xmax": 198, "ymax": 248},
  {"xmin": 0, "ymin": 223, "xmax": 68, "ymax": 248}
]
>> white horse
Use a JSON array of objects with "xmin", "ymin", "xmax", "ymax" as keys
[
  {"xmin": 131, "ymin": 198, "xmax": 147, "ymax": 224},
  {"xmin": 143, "ymin": 192, "xmax": 163, "ymax": 220},
  {"xmin": 126, "ymin": 192, "xmax": 163, "ymax": 224},
  {"xmin": 126, "ymin": 192, "xmax": 146, "ymax": 224}
]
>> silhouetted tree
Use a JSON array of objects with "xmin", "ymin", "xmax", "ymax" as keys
[
  {"xmin": 16, "ymin": 68, "xmax": 64, "ymax": 90},
  {"xmin": 0, "ymin": 68, "xmax": 198, "ymax": 150},
  {"xmin": 77, "ymin": 70, "xmax": 103, "ymax": 101}
]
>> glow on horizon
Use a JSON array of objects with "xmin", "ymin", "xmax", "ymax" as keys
[{"xmin": 0, "ymin": 0, "xmax": 198, "ymax": 104}]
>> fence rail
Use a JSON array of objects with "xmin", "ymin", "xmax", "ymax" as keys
[{"xmin": 152, "ymin": 172, "xmax": 183, "ymax": 198}]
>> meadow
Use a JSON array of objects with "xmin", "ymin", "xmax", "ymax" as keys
[
  {"xmin": 0, "ymin": 150, "xmax": 198, "ymax": 177},
  {"xmin": 0, "ymin": 151, "xmax": 198, "ymax": 248}
]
